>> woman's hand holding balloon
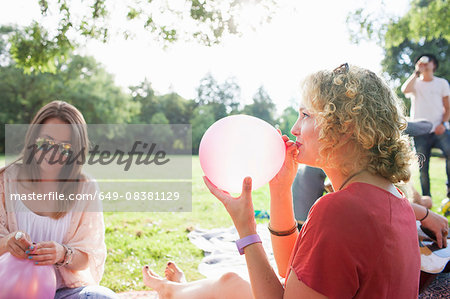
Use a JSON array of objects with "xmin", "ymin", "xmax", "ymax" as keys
[
  {"xmin": 6, "ymin": 231, "xmax": 32, "ymax": 259},
  {"xmin": 28, "ymin": 241, "xmax": 66, "ymax": 265},
  {"xmin": 203, "ymin": 176, "xmax": 257, "ymax": 238},
  {"xmin": 269, "ymin": 132, "xmax": 299, "ymax": 189}
]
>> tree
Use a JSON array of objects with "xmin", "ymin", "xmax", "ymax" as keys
[
  {"xmin": 59, "ymin": 55, "xmax": 140, "ymax": 124},
  {"xmin": 195, "ymin": 73, "xmax": 241, "ymax": 120},
  {"xmin": 0, "ymin": 26, "xmax": 14, "ymax": 66},
  {"xmin": 346, "ymin": 0, "xmax": 449, "ymax": 110},
  {"xmin": 217, "ymin": 77, "xmax": 241, "ymax": 114},
  {"xmin": 149, "ymin": 112, "xmax": 175, "ymax": 150},
  {"xmin": 347, "ymin": 0, "xmax": 449, "ymax": 48},
  {"xmin": 158, "ymin": 92, "xmax": 193, "ymax": 125},
  {"xmin": 278, "ymin": 106, "xmax": 298, "ymax": 140},
  {"xmin": 243, "ymin": 86, "xmax": 276, "ymax": 125},
  {"xmin": 0, "ymin": 28, "xmax": 139, "ymax": 151},
  {"xmin": 130, "ymin": 79, "xmax": 160, "ymax": 124},
  {"xmin": 191, "ymin": 105, "xmax": 215, "ymax": 154},
  {"xmin": 7, "ymin": 0, "xmax": 276, "ymax": 72},
  {"xmin": 158, "ymin": 92, "xmax": 194, "ymax": 152}
]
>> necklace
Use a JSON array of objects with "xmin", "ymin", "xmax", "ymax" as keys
[{"xmin": 338, "ymin": 169, "xmax": 365, "ymax": 191}]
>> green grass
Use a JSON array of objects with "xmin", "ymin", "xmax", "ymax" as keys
[
  {"xmin": 411, "ymin": 156, "xmax": 449, "ymax": 209},
  {"xmin": 0, "ymin": 155, "xmax": 448, "ymax": 292}
]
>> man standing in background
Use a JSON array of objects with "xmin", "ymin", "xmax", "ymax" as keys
[{"xmin": 402, "ymin": 53, "xmax": 450, "ymax": 198}]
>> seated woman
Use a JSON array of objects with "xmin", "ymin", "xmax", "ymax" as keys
[
  {"xmin": 0, "ymin": 101, "xmax": 117, "ymax": 298},
  {"xmin": 142, "ymin": 64, "xmax": 422, "ymax": 298}
]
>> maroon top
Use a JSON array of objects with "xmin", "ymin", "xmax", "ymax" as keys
[{"xmin": 287, "ymin": 182, "xmax": 420, "ymax": 298}]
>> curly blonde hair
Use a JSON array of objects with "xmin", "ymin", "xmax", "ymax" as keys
[{"xmin": 302, "ymin": 65, "xmax": 415, "ymax": 183}]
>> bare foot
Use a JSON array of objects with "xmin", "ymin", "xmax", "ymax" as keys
[
  {"xmin": 165, "ymin": 261, "xmax": 187, "ymax": 283},
  {"xmin": 142, "ymin": 266, "xmax": 166, "ymax": 291}
]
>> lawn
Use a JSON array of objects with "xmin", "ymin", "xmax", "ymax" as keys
[{"xmin": 0, "ymin": 155, "xmax": 448, "ymax": 292}]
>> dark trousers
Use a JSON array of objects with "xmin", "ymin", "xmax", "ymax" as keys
[{"xmin": 414, "ymin": 130, "xmax": 450, "ymax": 196}]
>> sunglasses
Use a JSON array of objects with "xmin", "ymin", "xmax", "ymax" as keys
[
  {"xmin": 333, "ymin": 63, "xmax": 349, "ymax": 74},
  {"xmin": 35, "ymin": 137, "xmax": 72, "ymax": 157}
]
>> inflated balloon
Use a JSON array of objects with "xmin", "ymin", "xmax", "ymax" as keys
[
  {"xmin": 0, "ymin": 253, "xmax": 57, "ymax": 299},
  {"xmin": 199, "ymin": 115, "xmax": 286, "ymax": 193}
]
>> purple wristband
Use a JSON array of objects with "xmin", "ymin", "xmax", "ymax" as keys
[{"xmin": 236, "ymin": 234, "xmax": 262, "ymax": 255}]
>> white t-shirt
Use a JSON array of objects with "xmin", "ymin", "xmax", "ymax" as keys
[{"xmin": 407, "ymin": 76, "xmax": 450, "ymax": 132}]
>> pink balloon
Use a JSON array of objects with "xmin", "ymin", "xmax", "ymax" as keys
[
  {"xmin": 199, "ymin": 115, "xmax": 286, "ymax": 193},
  {"xmin": 0, "ymin": 253, "xmax": 56, "ymax": 299}
]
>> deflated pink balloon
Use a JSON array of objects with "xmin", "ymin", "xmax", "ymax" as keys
[
  {"xmin": 0, "ymin": 253, "xmax": 57, "ymax": 299},
  {"xmin": 199, "ymin": 115, "xmax": 286, "ymax": 193}
]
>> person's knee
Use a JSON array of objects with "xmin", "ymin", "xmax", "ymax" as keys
[
  {"xmin": 217, "ymin": 272, "xmax": 245, "ymax": 287},
  {"xmin": 418, "ymin": 155, "xmax": 431, "ymax": 170},
  {"xmin": 440, "ymin": 142, "xmax": 450, "ymax": 157},
  {"xmin": 215, "ymin": 272, "xmax": 251, "ymax": 299},
  {"xmin": 442, "ymin": 146, "xmax": 450, "ymax": 158},
  {"xmin": 414, "ymin": 139, "xmax": 431, "ymax": 156},
  {"xmin": 79, "ymin": 285, "xmax": 118, "ymax": 299}
]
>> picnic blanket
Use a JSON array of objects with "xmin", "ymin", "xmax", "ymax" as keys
[
  {"xmin": 419, "ymin": 272, "xmax": 450, "ymax": 298},
  {"xmin": 187, "ymin": 224, "xmax": 279, "ymax": 281}
]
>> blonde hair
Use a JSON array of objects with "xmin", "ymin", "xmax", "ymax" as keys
[{"xmin": 302, "ymin": 65, "xmax": 415, "ymax": 183}]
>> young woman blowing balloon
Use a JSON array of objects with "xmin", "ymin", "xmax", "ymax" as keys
[{"xmin": 142, "ymin": 64, "xmax": 421, "ymax": 299}]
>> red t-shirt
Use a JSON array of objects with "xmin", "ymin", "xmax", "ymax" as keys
[{"xmin": 287, "ymin": 182, "xmax": 420, "ymax": 298}]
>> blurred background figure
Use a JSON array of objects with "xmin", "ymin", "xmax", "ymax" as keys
[{"xmin": 401, "ymin": 54, "xmax": 450, "ymax": 199}]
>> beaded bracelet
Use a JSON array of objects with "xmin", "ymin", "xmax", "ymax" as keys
[{"xmin": 55, "ymin": 244, "xmax": 74, "ymax": 268}]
